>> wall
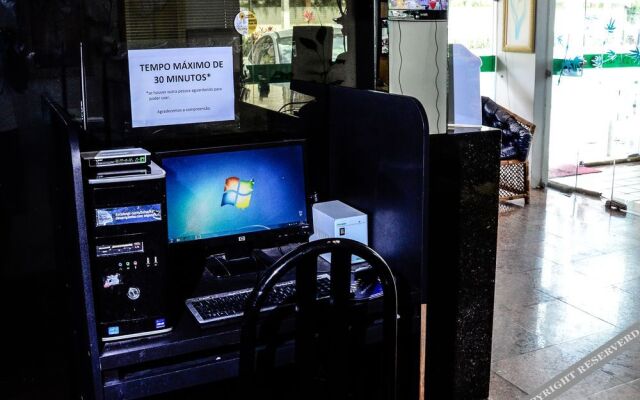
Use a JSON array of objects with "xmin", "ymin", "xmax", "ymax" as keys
[{"xmin": 494, "ymin": 0, "xmax": 554, "ymax": 187}]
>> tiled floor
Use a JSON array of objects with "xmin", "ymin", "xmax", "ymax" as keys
[
  {"xmin": 549, "ymin": 162, "xmax": 640, "ymax": 214},
  {"xmin": 490, "ymin": 189, "xmax": 640, "ymax": 399}
]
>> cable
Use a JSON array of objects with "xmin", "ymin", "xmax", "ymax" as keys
[
  {"xmin": 277, "ymin": 100, "xmax": 312, "ymax": 114},
  {"xmin": 219, "ymin": 260, "xmax": 231, "ymax": 277},
  {"xmin": 398, "ymin": 22, "xmax": 404, "ymax": 94},
  {"xmin": 278, "ymin": 100, "xmax": 311, "ymax": 114},
  {"xmin": 434, "ymin": 21, "xmax": 441, "ymax": 132}
]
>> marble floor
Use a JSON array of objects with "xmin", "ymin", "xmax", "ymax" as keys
[{"xmin": 490, "ymin": 189, "xmax": 640, "ymax": 399}]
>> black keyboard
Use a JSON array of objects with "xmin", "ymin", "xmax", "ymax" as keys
[{"xmin": 186, "ymin": 274, "xmax": 332, "ymax": 325}]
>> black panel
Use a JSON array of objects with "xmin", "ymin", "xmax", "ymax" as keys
[
  {"xmin": 328, "ymin": 86, "xmax": 428, "ymax": 293},
  {"xmin": 353, "ymin": 0, "xmax": 377, "ymax": 89},
  {"xmin": 49, "ymin": 98, "xmax": 105, "ymax": 400},
  {"xmin": 426, "ymin": 128, "xmax": 500, "ymax": 400},
  {"xmin": 327, "ymin": 85, "xmax": 429, "ymax": 400}
]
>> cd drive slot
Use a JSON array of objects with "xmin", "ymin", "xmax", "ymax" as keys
[
  {"xmin": 92, "ymin": 181, "xmax": 164, "ymax": 206},
  {"xmin": 97, "ymin": 241, "xmax": 145, "ymax": 257},
  {"xmin": 96, "ymin": 169, "xmax": 149, "ymax": 179}
]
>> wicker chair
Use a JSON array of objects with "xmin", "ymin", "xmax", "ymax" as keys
[{"xmin": 481, "ymin": 97, "xmax": 536, "ymax": 204}]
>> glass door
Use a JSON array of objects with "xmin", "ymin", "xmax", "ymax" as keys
[{"xmin": 547, "ymin": 0, "xmax": 640, "ymax": 208}]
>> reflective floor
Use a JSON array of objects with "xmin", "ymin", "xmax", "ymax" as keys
[
  {"xmin": 550, "ymin": 162, "xmax": 640, "ymax": 215},
  {"xmin": 490, "ymin": 189, "xmax": 640, "ymax": 399}
]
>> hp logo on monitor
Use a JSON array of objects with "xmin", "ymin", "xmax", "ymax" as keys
[{"xmin": 238, "ymin": 236, "xmax": 246, "ymax": 242}]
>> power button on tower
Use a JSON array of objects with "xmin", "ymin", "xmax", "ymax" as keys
[{"xmin": 127, "ymin": 287, "xmax": 141, "ymax": 300}]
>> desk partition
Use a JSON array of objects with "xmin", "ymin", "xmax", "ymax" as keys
[{"xmin": 328, "ymin": 86, "xmax": 430, "ymax": 400}]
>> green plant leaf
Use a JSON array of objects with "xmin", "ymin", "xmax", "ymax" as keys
[
  {"xmin": 605, "ymin": 18, "xmax": 616, "ymax": 33},
  {"xmin": 629, "ymin": 46, "xmax": 640, "ymax": 64},
  {"xmin": 592, "ymin": 55, "xmax": 604, "ymax": 68}
]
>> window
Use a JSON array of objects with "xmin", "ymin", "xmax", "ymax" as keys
[
  {"xmin": 448, "ymin": 0, "xmax": 497, "ymax": 57},
  {"xmin": 241, "ymin": 0, "xmax": 353, "ymax": 111},
  {"xmin": 448, "ymin": 0, "xmax": 499, "ymax": 98}
]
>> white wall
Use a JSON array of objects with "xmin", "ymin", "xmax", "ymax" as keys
[
  {"xmin": 495, "ymin": 52, "xmax": 536, "ymax": 121},
  {"xmin": 495, "ymin": 0, "xmax": 554, "ymax": 187}
]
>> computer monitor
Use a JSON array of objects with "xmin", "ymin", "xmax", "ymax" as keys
[{"xmin": 159, "ymin": 141, "xmax": 311, "ymax": 261}]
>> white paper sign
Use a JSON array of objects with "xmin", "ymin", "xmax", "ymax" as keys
[{"xmin": 128, "ymin": 47, "xmax": 235, "ymax": 128}]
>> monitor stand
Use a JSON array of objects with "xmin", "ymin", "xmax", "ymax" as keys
[{"xmin": 204, "ymin": 247, "xmax": 276, "ymax": 278}]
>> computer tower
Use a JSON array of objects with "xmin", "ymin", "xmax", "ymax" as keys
[{"xmin": 81, "ymin": 150, "xmax": 172, "ymax": 341}]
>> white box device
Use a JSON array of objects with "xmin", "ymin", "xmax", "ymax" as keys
[{"xmin": 309, "ymin": 200, "xmax": 368, "ymax": 263}]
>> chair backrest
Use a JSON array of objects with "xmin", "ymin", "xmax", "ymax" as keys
[
  {"xmin": 481, "ymin": 96, "xmax": 537, "ymax": 135},
  {"xmin": 481, "ymin": 96, "xmax": 536, "ymax": 161},
  {"xmin": 240, "ymin": 238, "xmax": 398, "ymax": 400}
]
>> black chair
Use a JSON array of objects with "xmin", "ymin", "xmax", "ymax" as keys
[{"xmin": 240, "ymin": 238, "xmax": 398, "ymax": 400}]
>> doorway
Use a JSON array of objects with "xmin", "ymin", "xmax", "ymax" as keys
[{"xmin": 547, "ymin": 1, "xmax": 640, "ymax": 213}]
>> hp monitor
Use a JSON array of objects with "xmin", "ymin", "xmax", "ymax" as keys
[{"xmin": 159, "ymin": 141, "xmax": 311, "ymax": 263}]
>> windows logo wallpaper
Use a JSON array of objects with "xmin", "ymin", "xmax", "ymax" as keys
[
  {"xmin": 221, "ymin": 177, "xmax": 255, "ymax": 209},
  {"xmin": 163, "ymin": 145, "xmax": 308, "ymax": 242}
]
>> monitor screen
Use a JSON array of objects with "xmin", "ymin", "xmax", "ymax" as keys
[{"xmin": 162, "ymin": 142, "xmax": 308, "ymax": 245}]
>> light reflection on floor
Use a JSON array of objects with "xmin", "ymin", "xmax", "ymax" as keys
[{"xmin": 490, "ymin": 189, "xmax": 640, "ymax": 399}]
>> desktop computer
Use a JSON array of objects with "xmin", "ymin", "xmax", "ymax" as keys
[
  {"xmin": 81, "ymin": 149, "xmax": 172, "ymax": 342},
  {"xmin": 159, "ymin": 140, "xmax": 381, "ymax": 327},
  {"xmin": 159, "ymin": 140, "xmax": 314, "ymax": 326}
]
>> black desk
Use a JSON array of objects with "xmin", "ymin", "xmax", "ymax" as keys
[{"xmin": 99, "ymin": 251, "xmax": 388, "ymax": 399}]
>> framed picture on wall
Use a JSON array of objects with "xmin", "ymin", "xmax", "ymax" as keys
[{"xmin": 503, "ymin": 0, "xmax": 536, "ymax": 53}]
